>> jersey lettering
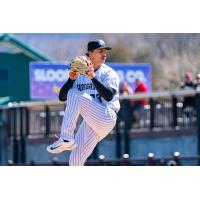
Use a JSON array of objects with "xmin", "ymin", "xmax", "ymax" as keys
[{"xmin": 77, "ymin": 83, "xmax": 95, "ymax": 91}]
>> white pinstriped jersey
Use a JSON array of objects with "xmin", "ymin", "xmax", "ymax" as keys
[{"xmin": 72, "ymin": 64, "xmax": 120, "ymax": 112}]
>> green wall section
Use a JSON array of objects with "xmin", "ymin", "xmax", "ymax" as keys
[
  {"xmin": 0, "ymin": 34, "xmax": 51, "ymax": 103},
  {"xmin": 0, "ymin": 52, "xmax": 32, "ymax": 101}
]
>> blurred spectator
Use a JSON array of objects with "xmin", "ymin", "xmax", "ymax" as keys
[
  {"xmin": 131, "ymin": 77, "xmax": 148, "ymax": 125},
  {"xmin": 119, "ymin": 79, "xmax": 148, "ymax": 129},
  {"xmin": 119, "ymin": 81, "xmax": 133, "ymax": 95},
  {"xmin": 118, "ymin": 81, "xmax": 133, "ymax": 130},
  {"xmin": 180, "ymin": 72, "xmax": 195, "ymax": 117},
  {"xmin": 194, "ymin": 73, "xmax": 200, "ymax": 90},
  {"xmin": 134, "ymin": 77, "xmax": 148, "ymax": 105}
]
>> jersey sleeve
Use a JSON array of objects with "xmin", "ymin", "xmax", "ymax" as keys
[{"xmin": 103, "ymin": 70, "xmax": 120, "ymax": 92}]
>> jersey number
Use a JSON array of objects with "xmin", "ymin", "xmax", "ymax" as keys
[{"xmin": 90, "ymin": 94, "xmax": 102, "ymax": 103}]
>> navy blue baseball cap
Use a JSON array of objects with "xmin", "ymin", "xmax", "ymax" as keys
[{"xmin": 87, "ymin": 39, "xmax": 112, "ymax": 51}]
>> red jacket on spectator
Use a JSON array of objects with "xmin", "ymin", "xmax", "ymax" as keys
[{"xmin": 134, "ymin": 81, "xmax": 148, "ymax": 105}]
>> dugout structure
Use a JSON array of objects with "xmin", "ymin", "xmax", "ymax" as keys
[{"xmin": 0, "ymin": 34, "xmax": 51, "ymax": 104}]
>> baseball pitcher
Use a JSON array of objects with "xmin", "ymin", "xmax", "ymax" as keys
[{"xmin": 47, "ymin": 39, "xmax": 120, "ymax": 166}]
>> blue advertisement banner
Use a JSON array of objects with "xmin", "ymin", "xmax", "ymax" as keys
[
  {"xmin": 29, "ymin": 62, "xmax": 151, "ymax": 100},
  {"xmin": 108, "ymin": 63, "xmax": 151, "ymax": 92}
]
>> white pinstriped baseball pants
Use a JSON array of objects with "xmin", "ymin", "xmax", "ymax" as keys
[{"xmin": 60, "ymin": 89, "xmax": 117, "ymax": 166}]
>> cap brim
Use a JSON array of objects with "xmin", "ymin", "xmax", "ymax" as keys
[{"xmin": 97, "ymin": 47, "xmax": 112, "ymax": 50}]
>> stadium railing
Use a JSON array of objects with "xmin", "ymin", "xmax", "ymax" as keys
[{"xmin": 1, "ymin": 88, "xmax": 200, "ymax": 165}]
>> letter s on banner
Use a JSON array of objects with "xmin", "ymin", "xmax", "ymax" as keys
[{"xmin": 34, "ymin": 69, "xmax": 45, "ymax": 81}]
